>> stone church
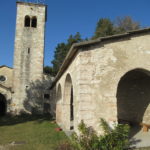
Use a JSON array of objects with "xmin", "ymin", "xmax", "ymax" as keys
[
  {"xmin": 1, "ymin": 1, "xmax": 150, "ymax": 146},
  {"xmin": 51, "ymin": 28, "xmax": 150, "ymax": 134}
]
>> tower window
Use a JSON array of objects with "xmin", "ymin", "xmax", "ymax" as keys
[
  {"xmin": 44, "ymin": 94, "xmax": 50, "ymax": 99},
  {"xmin": 31, "ymin": 17, "xmax": 37, "ymax": 28},
  {"xmin": 24, "ymin": 15, "xmax": 30, "ymax": 27},
  {"xmin": 28, "ymin": 48, "xmax": 30, "ymax": 54}
]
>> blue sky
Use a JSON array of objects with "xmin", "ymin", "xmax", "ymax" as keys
[{"xmin": 0, "ymin": 0, "xmax": 150, "ymax": 67}]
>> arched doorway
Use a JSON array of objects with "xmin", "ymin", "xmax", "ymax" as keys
[
  {"xmin": 0, "ymin": 93, "xmax": 7, "ymax": 116},
  {"xmin": 64, "ymin": 74, "xmax": 74, "ymax": 130},
  {"xmin": 117, "ymin": 69, "xmax": 150, "ymax": 136}
]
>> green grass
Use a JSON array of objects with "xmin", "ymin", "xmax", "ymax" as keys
[{"xmin": 0, "ymin": 115, "xmax": 69, "ymax": 150}]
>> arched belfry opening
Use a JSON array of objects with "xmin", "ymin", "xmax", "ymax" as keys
[
  {"xmin": 31, "ymin": 17, "xmax": 37, "ymax": 28},
  {"xmin": 24, "ymin": 15, "xmax": 30, "ymax": 27},
  {"xmin": 0, "ymin": 94, "xmax": 7, "ymax": 116},
  {"xmin": 117, "ymin": 69, "xmax": 150, "ymax": 136},
  {"xmin": 64, "ymin": 74, "xmax": 74, "ymax": 130}
]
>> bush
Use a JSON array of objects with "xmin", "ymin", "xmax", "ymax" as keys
[{"xmin": 71, "ymin": 118, "xmax": 130, "ymax": 150}]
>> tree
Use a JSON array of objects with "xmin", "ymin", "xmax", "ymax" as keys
[
  {"xmin": 43, "ymin": 66, "xmax": 54, "ymax": 76},
  {"xmin": 48, "ymin": 16, "xmax": 140, "ymax": 76},
  {"xmin": 92, "ymin": 18, "xmax": 115, "ymax": 39},
  {"xmin": 92, "ymin": 16, "xmax": 141, "ymax": 39},
  {"xmin": 51, "ymin": 32, "xmax": 83, "ymax": 76},
  {"xmin": 114, "ymin": 16, "xmax": 140, "ymax": 33}
]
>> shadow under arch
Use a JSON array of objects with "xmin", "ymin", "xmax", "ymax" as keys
[
  {"xmin": 57, "ymin": 84, "xmax": 62, "ymax": 103},
  {"xmin": 64, "ymin": 73, "xmax": 74, "ymax": 130},
  {"xmin": 56, "ymin": 84, "xmax": 62, "ymax": 123},
  {"xmin": 117, "ymin": 68, "xmax": 150, "ymax": 137},
  {"xmin": 0, "ymin": 93, "xmax": 7, "ymax": 116}
]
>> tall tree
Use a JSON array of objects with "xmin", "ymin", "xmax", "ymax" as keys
[
  {"xmin": 92, "ymin": 16, "xmax": 141, "ymax": 39},
  {"xmin": 48, "ymin": 16, "xmax": 141, "ymax": 77},
  {"xmin": 51, "ymin": 32, "xmax": 83, "ymax": 76},
  {"xmin": 114, "ymin": 16, "xmax": 140, "ymax": 33},
  {"xmin": 92, "ymin": 18, "xmax": 115, "ymax": 39},
  {"xmin": 43, "ymin": 66, "xmax": 54, "ymax": 76}
]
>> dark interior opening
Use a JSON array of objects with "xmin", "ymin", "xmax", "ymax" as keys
[
  {"xmin": 0, "ymin": 94, "xmax": 7, "ymax": 116},
  {"xmin": 28, "ymin": 48, "xmax": 30, "ymax": 54},
  {"xmin": 117, "ymin": 69, "xmax": 150, "ymax": 137},
  {"xmin": 31, "ymin": 17, "xmax": 37, "ymax": 28},
  {"xmin": 24, "ymin": 15, "xmax": 30, "ymax": 27},
  {"xmin": 44, "ymin": 94, "xmax": 50, "ymax": 99},
  {"xmin": 70, "ymin": 86, "xmax": 74, "ymax": 121}
]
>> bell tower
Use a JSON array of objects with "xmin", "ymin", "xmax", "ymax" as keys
[{"xmin": 12, "ymin": 1, "xmax": 47, "ymax": 113}]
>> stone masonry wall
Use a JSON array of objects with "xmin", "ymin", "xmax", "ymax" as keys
[
  {"xmin": 0, "ymin": 66, "xmax": 13, "ymax": 88},
  {"xmin": 54, "ymin": 33, "xmax": 150, "ymax": 133},
  {"xmin": 12, "ymin": 2, "xmax": 46, "ymax": 113},
  {"xmin": 79, "ymin": 33, "xmax": 150, "ymax": 132},
  {"xmin": 0, "ymin": 66, "xmax": 13, "ymax": 113}
]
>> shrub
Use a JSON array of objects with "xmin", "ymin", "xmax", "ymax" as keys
[
  {"xmin": 71, "ymin": 120, "xmax": 99, "ymax": 150},
  {"xmin": 71, "ymin": 118, "xmax": 130, "ymax": 150},
  {"xmin": 99, "ymin": 118, "xmax": 130, "ymax": 150}
]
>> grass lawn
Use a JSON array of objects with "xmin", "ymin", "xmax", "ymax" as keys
[{"xmin": 0, "ymin": 115, "xmax": 69, "ymax": 150}]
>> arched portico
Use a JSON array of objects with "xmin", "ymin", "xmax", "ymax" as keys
[
  {"xmin": 63, "ymin": 74, "xmax": 74, "ymax": 130},
  {"xmin": 117, "ymin": 69, "xmax": 150, "ymax": 136},
  {"xmin": 0, "ymin": 93, "xmax": 7, "ymax": 116}
]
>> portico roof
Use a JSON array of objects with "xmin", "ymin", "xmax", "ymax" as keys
[{"xmin": 50, "ymin": 27, "xmax": 150, "ymax": 89}]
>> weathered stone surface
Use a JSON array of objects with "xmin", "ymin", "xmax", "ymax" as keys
[
  {"xmin": 12, "ymin": 2, "xmax": 47, "ymax": 114},
  {"xmin": 52, "ymin": 33, "xmax": 150, "ymax": 134}
]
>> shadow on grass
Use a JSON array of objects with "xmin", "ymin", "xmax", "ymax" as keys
[{"xmin": 0, "ymin": 114, "xmax": 53, "ymax": 126}]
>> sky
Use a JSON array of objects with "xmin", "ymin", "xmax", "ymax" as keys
[{"xmin": 0, "ymin": 0, "xmax": 150, "ymax": 68}]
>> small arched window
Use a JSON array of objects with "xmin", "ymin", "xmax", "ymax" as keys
[
  {"xmin": 31, "ymin": 17, "xmax": 37, "ymax": 28},
  {"xmin": 24, "ymin": 15, "xmax": 30, "ymax": 27}
]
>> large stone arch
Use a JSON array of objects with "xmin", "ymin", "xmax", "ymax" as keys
[
  {"xmin": 116, "ymin": 68, "xmax": 150, "ymax": 136},
  {"xmin": 56, "ymin": 84, "xmax": 62, "ymax": 124},
  {"xmin": 63, "ymin": 73, "xmax": 74, "ymax": 130},
  {"xmin": 0, "ymin": 93, "xmax": 7, "ymax": 116}
]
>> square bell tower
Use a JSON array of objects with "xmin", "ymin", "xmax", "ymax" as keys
[{"xmin": 12, "ymin": 1, "xmax": 47, "ymax": 114}]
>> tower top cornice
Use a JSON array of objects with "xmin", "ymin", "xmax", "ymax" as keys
[{"xmin": 16, "ymin": 1, "xmax": 47, "ymax": 7}]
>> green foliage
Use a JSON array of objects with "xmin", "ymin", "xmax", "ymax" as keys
[
  {"xmin": 71, "ymin": 120, "xmax": 99, "ymax": 150},
  {"xmin": 49, "ymin": 16, "xmax": 141, "ymax": 77},
  {"xmin": 92, "ymin": 16, "xmax": 140, "ymax": 39},
  {"xmin": 43, "ymin": 66, "xmax": 54, "ymax": 76},
  {"xmin": 114, "ymin": 16, "xmax": 140, "ymax": 33},
  {"xmin": 71, "ymin": 119, "xmax": 130, "ymax": 150},
  {"xmin": 51, "ymin": 32, "xmax": 83, "ymax": 76},
  {"xmin": 99, "ymin": 118, "xmax": 130, "ymax": 150},
  {"xmin": 93, "ymin": 18, "xmax": 115, "ymax": 39}
]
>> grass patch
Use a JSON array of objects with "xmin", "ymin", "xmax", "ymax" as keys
[{"xmin": 0, "ymin": 115, "xmax": 69, "ymax": 150}]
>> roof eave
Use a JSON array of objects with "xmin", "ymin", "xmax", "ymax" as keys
[{"xmin": 50, "ymin": 27, "xmax": 150, "ymax": 89}]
